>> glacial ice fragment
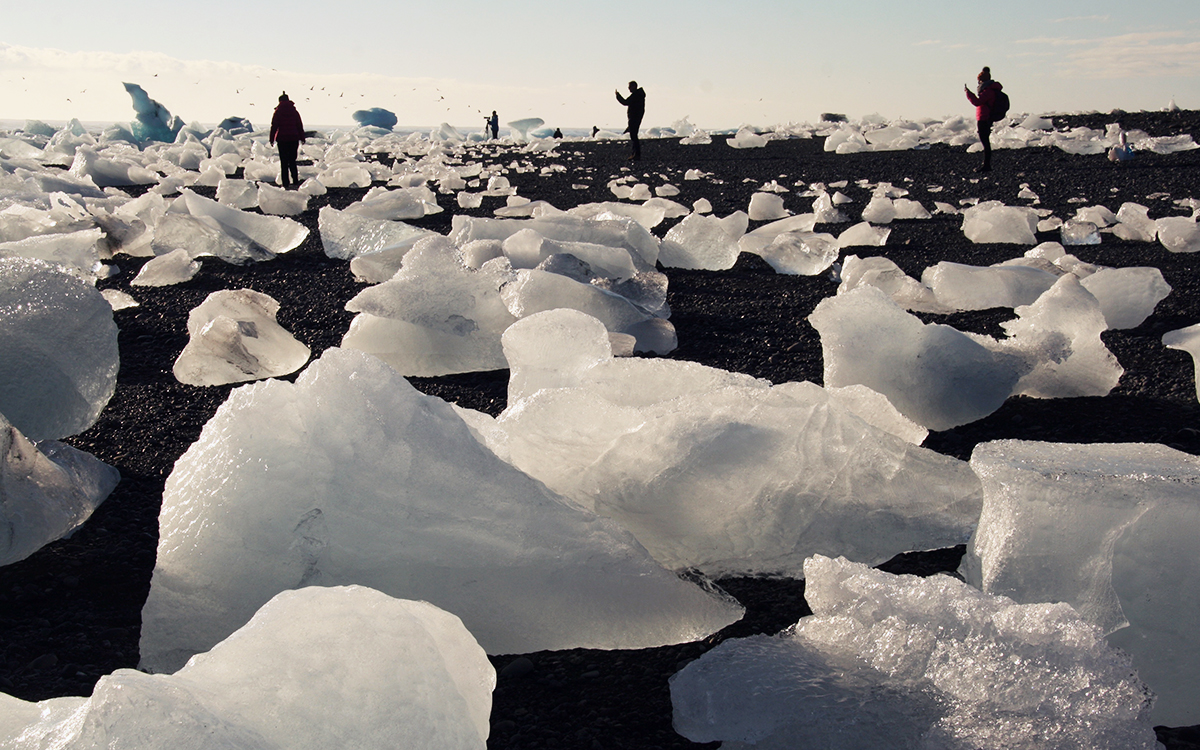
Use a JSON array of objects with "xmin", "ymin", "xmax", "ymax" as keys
[
  {"xmin": 172, "ymin": 289, "xmax": 310, "ymax": 386},
  {"xmin": 131, "ymin": 248, "xmax": 201, "ymax": 287},
  {"xmin": 488, "ymin": 310, "xmax": 981, "ymax": 576},
  {"xmin": 962, "ymin": 440, "xmax": 1200, "ymax": 726},
  {"xmin": 352, "ymin": 107, "xmax": 398, "ymax": 130},
  {"xmin": 122, "ymin": 82, "xmax": 183, "ymax": 143},
  {"xmin": 10, "ymin": 587, "xmax": 494, "ymax": 749},
  {"xmin": 671, "ymin": 554, "xmax": 1161, "ymax": 750},
  {"xmin": 660, "ymin": 212, "xmax": 742, "ymax": 270},
  {"xmin": 1079, "ymin": 266, "xmax": 1170, "ymax": 329},
  {"xmin": 961, "ymin": 201, "xmax": 1039, "ymax": 244},
  {"xmin": 0, "ymin": 258, "xmax": 119, "ymax": 440},
  {"xmin": 809, "ymin": 286, "xmax": 1024, "ymax": 430},
  {"xmin": 139, "ymin": 347, "xmax": 742, "ymax": 672},
  {"xmin": 1156, "ymin": 216, "xmax": 1200, "ymax": 252},
  {"xmin": 177, "ymin": 189, "xmax": 308, "ymax": 257},
  {"xmin": 0, "ymin": 412, "xmax": 119, "ymax": 566},
  {"xmin": 1163, "ymin": 323, "xmax": 1200, "ymax": 402},
  {"xmin": 747, "ymin": 192, "xmax": 788, "ymax": 221}
]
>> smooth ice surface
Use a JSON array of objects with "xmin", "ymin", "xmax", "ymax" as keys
[
  {"xmin": 961, "ymin": 201, "xmax": 1039, "ymax": 244},
  {"xmin": 660, "ymin": 212, "xmax": 743, "ymax": 270},
  {"xmin": 0, "ymin": 412, "xmax": 119, "ymax": 567},
  {"xmin": 0, "ymin": 258, "xmax": 119, "ymax": 440},
  {"xmin": 962, "ymin": 440, "xmax": 1200, "ymax": 726},
  {"xmin": 810, "ymin": 286, "xmax": 1024, "ymax": 430},
  {"xmin": 342, "ymin": 239, "xmax": 518, "ymax": 376},
  {"xmin": 352, "ymin": 107, "xmax": 399, "ymax": 130},
  {"xmin": 921, "ymin": 261, "xmax": 1058, "ymax": 311},
  {"xmin": 177, "ymin": 189, "xmax": 308, "ymax": 257},
  {"xmin": 122, "ymin": 82, "xmax": 182, "ymax": 143},
  {"xmin": 131, "ymin": 248, "xmax": 200, "ymax": 287},
  {"xmin": 835, "ymin": 221, "xmax": 889, "ymax": 247},
  {"xmin": 1163, "ymin": 323, "xmax": 1200, "ymax": 402},
  {"xmin": 140, "ymin": 347, "xmax": 741, "ymax": 671},
  {"xmin": 0, "ymin": 228, "xmax": 103, "ymax": 278},
  {"xmin": 8, "ymin": 587, "xmax": 494, "ymax": 750},
  {"xmin": 317, "ymin": 205, "xmax": 436, "ymax": 261},
  {"xmin": 172, "ymin": 289, "xmax": 310, "ymax": 386},
  {"xmin": 747, "ymin": 192, "xmax": 788, "ymax": 221},
  {"xmin": 1079, "ymin": 266, "xmax": 1171, "ymax": 329},
  {"xmin": 671, "ymin": 555, "xmax": 1160, "ymax": 750},
  {"xmin": 837, "ymin": 254, "xmax": 945, "ymax": 313},
  {"xmin": 451, "ymin": 214, "xmax": 659, "ymax": 267},
  {"xmin": 488, "ymin": 310, "xmax": 982, "ymax": 576},
  {"xmin": 1156, "ymin": 216, "xmax": 1200, "ymax": 253},
  {"xmin": 256, "ymin": 183, "xmax": 309, "ymax": 216}
]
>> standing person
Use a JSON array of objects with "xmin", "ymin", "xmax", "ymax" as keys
[
  {"xmin": 615, "ymin": 80, "xmax": 645, "ymax": 161},
  {"xmin": 487, "ymin": 110, "xmax": 499, "ymax": 139},
  {"xmin": 964, "ymin": 67, "xmax": 1003, "ymax": 173},
  {"xmin": 270, "ymin": 93, "xmax": 305, "ymax": 188}
]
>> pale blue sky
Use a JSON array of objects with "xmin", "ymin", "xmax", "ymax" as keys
[{"xmin": 2, "ymin": 1, "xmax": 1198, "ymax": 130}]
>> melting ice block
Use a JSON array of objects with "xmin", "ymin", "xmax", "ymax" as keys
[
  {"xmin": 176, "ymin": 189, "xmax": 309, "ymax": 257},
  {"xmin": 172, "ymin": 289, "xmax": 310, "ymax": 386},
  {"xmin": 747, "ymin": 192, "xmax": 788, "ymax": 221},
  {"xmin": 961, "ymin": 201, "xmax": 1039, "ymax": 244},
  {"xmin": 11, "ymin": 587, "xmax": 494, "ymax": 749},
  {"xmin": 256, "ymin": 182, "xmax": 310, "ymax": 216},
  {"xmin": 131, "ymin": 248, "xmax": 201, "ymax": 287},
  {"xmin": 451, "ymin": 214, "xmax": 660, "ymax": 268},
  {"xmin": 810, "ymin": 286, "xmax": 1024, "ymax": 430},
  {"xmin": 0, "ymin": 412, "xmax": 119, "ymax": 566},
  {"xmin": 1079, "ymin": 266, "xmax": 1171, "ymax": 330},
  {"xmin": 317, "ymin": 206, "xmax": 436, "ymax": 273},
  {"xmin": 487, "ymin": 310, "xmax": 981, "ymax": 576},
  {"xmin": 0, "ymin": 228, "xmax": 103, "ymax": 278},
  {"xmin": 1163, "ymin": 323, "xmax": 1200, "ymax": 401},
  {"xmin": 671, "ymin": 555, "xmax": 1161, "ymax": 750},
  {"xmin": 139, "ymin": 347, "xmax": 741, "ymax": 671},
  {"xmin": 659, "ymin": 212, "xmax": 744, "ymax": 270},
  {"xmin": 0, "ymin": 258, "xmax": 119, "ymax": 440},
  {"xmin": 921, "ymin": 261, "xmax": 1058, "ymax": 311},
  {"xmin": 1156, "ymin": 216, "xmax": 1200, "ymax": 253},
  {"xmin": 962, "ymin": 440, "xmax": 1200, "ymax": 726},
  {"xmin": 342, "ymin": 238, "xmax": 518, "ymax": 376}
]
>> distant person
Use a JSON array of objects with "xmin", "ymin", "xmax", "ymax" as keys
[
  {"xmin": 487, "ymin": 110, "xmax": 499, "ymax": 139},
  {"xmin": 592, "ymin": 125, "xmax": 599, "ymax": 137},
  {"xmin": 615, "ymin": 80, "xmax": 646, "ymax": 160},
  {"xmin": 553, "ymin": 127, "xmax": 563, "ymax": 138},
  {"xmin": 964, "ymin": 67, "xmax": 1003, "ymax": 173},
  {"xmin": 270, "ymin": 93, "xmax": 305, "ymax": 188}
]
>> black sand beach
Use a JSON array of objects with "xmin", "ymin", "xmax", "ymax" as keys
[{"xmin": 2, "ymin": 110, "xmax": 1200, "ymax": 748}]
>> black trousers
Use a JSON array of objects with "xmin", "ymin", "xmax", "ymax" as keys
[
  {"xmin": 628, "ymin": 117, "xmax": 643, "ymax": 159},
  {"xmin": 977, "ymin": 120, "xmax": 992, "ymax": 167},
  {"xmin": 278, "ymin": 140, "xmax": 300, "ymax": 187}
]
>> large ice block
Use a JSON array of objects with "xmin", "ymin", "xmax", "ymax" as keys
[
  {"xmin": 0, "ymin": 258, "xmax": 119, "ymax": 440},
  {"xmin": 9, "ymin": 587, "xmax": 494, "ymax": 749},
  {"xmin": 488, "ymin": 310, "xmax": 982, "ymax": 576},
  {"xmin": 962, "ymin": 440, "xmax": 1200, "ymax": 726},
  {"xmin": 139, "ymin": 347, "xmax": 742, "ymax": 672},
  {"xmin": 671, "ymin": 555, "xmax": 1160, "ymax": 750}
]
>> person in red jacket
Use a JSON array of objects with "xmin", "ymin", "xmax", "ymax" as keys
[
  {"xmin": 269, "ymin": 93, "xmax": 306, "ymax": 188},
  {"xmin": 964, "ymin": 67, "xmax": 1002, "ymax": 173}
]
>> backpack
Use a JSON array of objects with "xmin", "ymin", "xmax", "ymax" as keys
[{"xmin": 990, "ymin": 88, "xmax": 1010, "ymax": 123}]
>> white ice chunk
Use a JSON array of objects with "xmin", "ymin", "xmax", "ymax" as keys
[
  {"xmin": 0, "ymin": 227, "xmax": 103, "ymax": 278},
  {"xmin": 660, "ymin": 212, "xmax": 743, "ymax": 270},
  {"xmin": 0, "ymin": 412, "xmax": 119, "ymax": 566},
  {"xmin": 837, "ymin": 255, "xmax": 945, "ymax": 313},
  {"xmin": 1061, "ymin": 218, "xmax": 1101, "ymax": 245},
  {"xmin": 1112, "ymin": 202, "xmax": 1158, "ymax": 242},
  {"xmin": 172, "ymin": 289, "xmax": 310, "ymax": 386},
  {"xmin": 256, "ymin": 183, "xmax": 310, "ymax": 216},
  {"xmin": 812, "ymin": 191, "xmax": 849, "ymax": 223},
  {"xmin": 672, "ymin": 554, "xmax": 1160, "ymax": 749},
  {"xmin": 810, "ymin": 286, "xmax": 1024, "ymax": 430},
  {"xmin": 101, "ymin": 288, "xmax": 139, "ymax": 310},
  {"xmin": 139, "ymin": 347, "xmax": 742, "ymax": 671},
  {"xmin": 11, "ymin": 587, "xmax": 495, "ymax": 749},
  {"xmin": 1156, "ymin": 216, "xmax": 1200, "ymax": 253},
  {"xmin": 861, "ymin": 195, "xmax": 896, "ymax": 224},
  {"xmin": 342, "ymin": 238, "xmax": 518, "ymax": 376},
  {"xmin": 826, "ymin": 384, "xmax": 928, "ymax": 444},
  {"xmin": 1079, "ymin": 266, "xmax": 1171, "ymax": 329},
  {"xmin": 962, "ymin": 440, "xmax": 1200, "ymax": 726},
  {"xmin": 178, "ymin": 189, "xmax": 308, "ymax": 256},
  {"xmin": 451, "ymin": 214, "xmax": 659, "ymax": 267},
  {"xmin": 892, "ymin": 198, "xmax": 931, "ymax": 220},
  {"xmin": 491, "ymin": 310, "xmax": 981, "ymax": 576},
  {"xmin": 1163, "ymin": 323, "xmax": 1200, "ymax": 402},
  {"xmin": 757, "ymin": 230, "xmax": 839, "ymax": 275},
  {"xmin": 921, "ymin": 261, "xmax": 1058, "ymax": 311},
  {"xmin": 216, "ymin": 178, "xmax": 259, "ymax": 209},
  {"xmin": 567, "ymin": 201, "xmax": 666, "ymax": 229},
  {"xmin": 0, "ymin": 258, "xmax": 119, "ymax": 440},
  {"xmin": 991, "ymin": 275, "xmax": 1124, "ymax": 399},
  {"xmin": 131, "ymin": 248, "xmax": 201, "ymax": 287},
  {"xmin": 961, "ymin": 201, "xmax": 1039, "ymax": 244},
  {"xmin": 836, "ymin": 221, "xmax": 890, "ymax": 248},
  {"xmin": 317, "ymin": 205, "xmax": 436, "ymax": 266},
  {"xmin": 727, "ymin": 128, "xmax": 768, "ymax": 149},
  {"xmin": 68, "ymin": 145, "xmax": 157, "ymax": 187},
  {"xmin": 747, "ymin": 192, "xmax": 788, "ymax": 221},
  {"xmin": 345, "ymin": 186, "xmax": 438, "ymax": 221}
]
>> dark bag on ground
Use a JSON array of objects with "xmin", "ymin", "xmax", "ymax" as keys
[{"xmin": 990, "ymin": 90, "xmax": 1010, "ymax": 123}]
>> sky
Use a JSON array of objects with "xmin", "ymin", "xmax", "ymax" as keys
[{"xmin": 2, "ymin": 1, "xmax": 1199, "ymax": 132}]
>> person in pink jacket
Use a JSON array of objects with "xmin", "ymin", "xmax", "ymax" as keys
[
  {"xmin": 964, "ymin": 67, "xmax": 1003, "ymax": 173},
  {"xmin": 269, "ymin": 93, "xmax": 306, "ymax": 188}
]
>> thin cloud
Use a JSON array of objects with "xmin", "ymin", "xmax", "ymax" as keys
[
  {"xmin": 1019, "ymin": 30, "xmax": 1200, "ymax": 78},
  {"xmin": 914, "ymin": 40, "xmax": 942, "ymax": 46},
  {"xmin": 1049, "ymin": 15, "xmax": 1110, "ymax": 23}
]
